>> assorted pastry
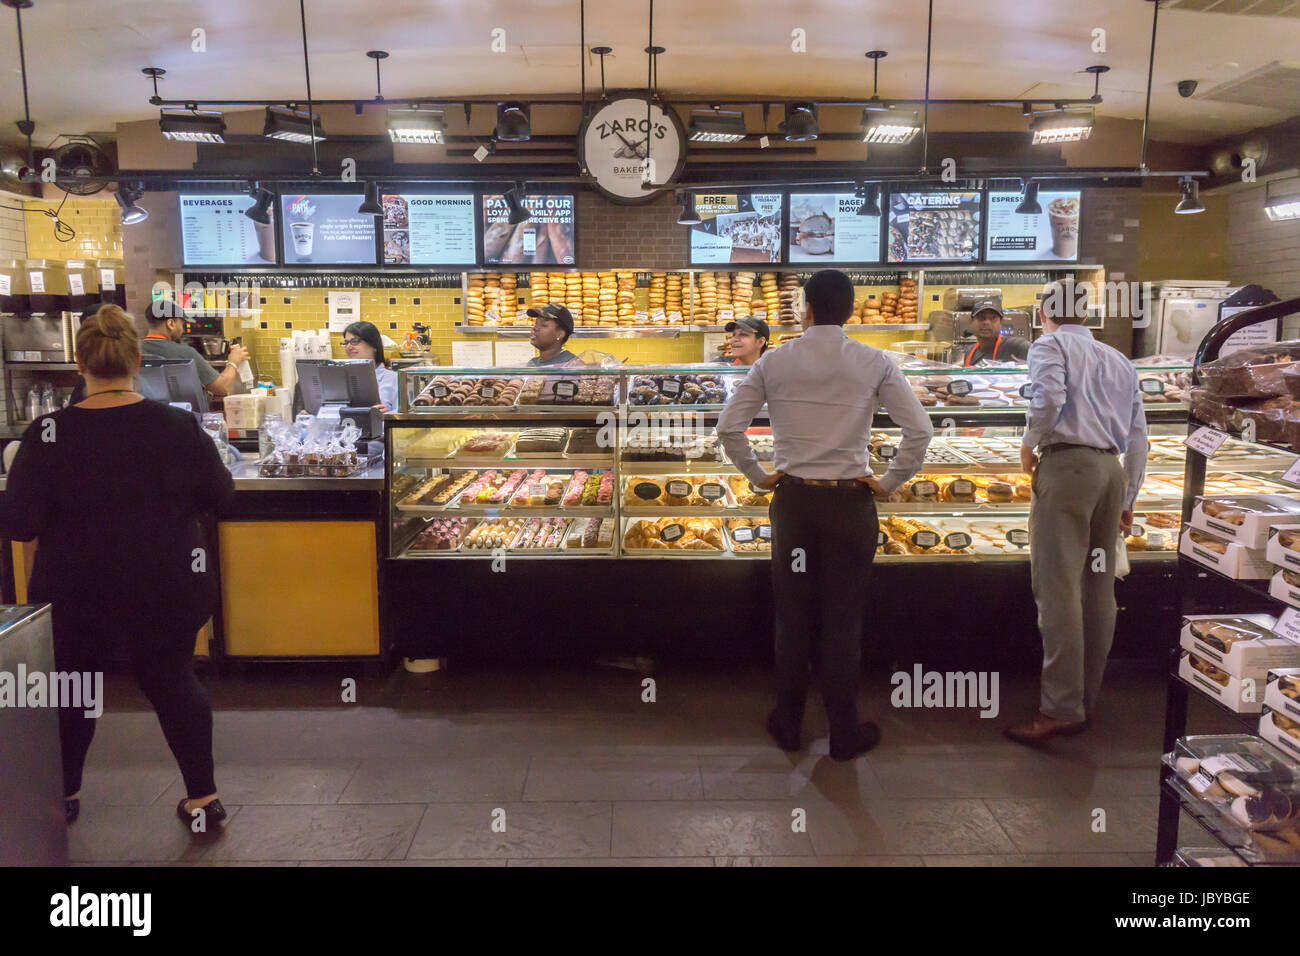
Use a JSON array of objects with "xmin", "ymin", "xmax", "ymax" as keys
[
  {"xmin": 517, "ymin": 374, "xmax": 618, "ymax": 406},
  {"xmin": 623, "ymin": 517, "xmax": 726, "ymax": 551},
  {"xmin": 410, "ymin": 518, "xmax": 474, "ymax": 551},
  {"xmin": 565, "ymin": 517, "xmax": 615, "ymax": 550},
  {"xmin": 727, "ymin": 473, "xmax": 774, "ymax": 508},
  {"xmin": 623, "ymin": 431, "xmax": 721, "ymax": 462},
  {"xmin": 628, "ymin": 374, "xmax": 730, "ymax": 406},
  {"xmin": 623, "ymin": 475, "xmax": 732, "ymax": 509},
  {"xmin": 1186, "ymin": 617, "xmax": 1274, "ymax": 653},
  {"xmin": 726, "ymin": 517, "xmax": 772, "ymax": 552},
  {"xmin": 511, "ymin": 517, "xmax": 572, "ymax": 550},
  {"xmin": 414, "ymin": 376, "xmax": 523, "ymax": 407}
]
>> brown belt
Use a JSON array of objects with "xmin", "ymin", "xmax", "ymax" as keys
[
  {"xmin": 1039, "ymin": 442, "xmax": 1118, "ymax": 456},
  {"xmin": 781, "ymin": 476, "xmax": 866, "ymax": 489}
]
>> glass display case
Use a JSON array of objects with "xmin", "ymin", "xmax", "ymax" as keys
[{"xmin": 384, "ymin": 362, "xmax": 1299, "ymax": 562}]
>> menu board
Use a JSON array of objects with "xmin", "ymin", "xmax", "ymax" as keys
[
  {"xmin": 688, "ymin": 193, "xmax": 783, "ymax": 264},
  {"xmin": 482, "ymin": 194, "xmax": 575, "ymax": 265},
  {"xmin": 381, "ymin": 193, "xmax": 476, "ymax": 265},
  {"xmin": 179, "ymin": 194, "xmax": 277, "ymax": 266},
  {"xmin": 788, "ymin": 193, "xmax": 882, "ymax": 263},
  {"xmin": 886, "ymin": 190, "xmax": 981, "ymax": 263},
  {"xmin": 985, "ymin": 189, "xmax": 1082, "ymax": 262},
  {"xmin": 279, "ymin": 193, "xmax": 377, "ymax": 265}
]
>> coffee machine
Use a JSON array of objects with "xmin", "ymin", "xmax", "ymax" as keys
[{"xmin": 181, "ymin": 314, "xmax": 230, "ymax": 366}]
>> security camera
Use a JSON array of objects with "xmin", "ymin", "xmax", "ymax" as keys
[{"xmin": 1177, "ymin": 80, "xmax": 1198, "ymax": 98}]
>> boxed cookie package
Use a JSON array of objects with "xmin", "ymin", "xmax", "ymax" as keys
[{"xmin": 1190, "ymin": 495, "xmax": 1300, "ymax": 549}]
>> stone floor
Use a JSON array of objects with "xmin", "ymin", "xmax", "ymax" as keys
[{"xmin": 65, "ymin": 659, "xmax": 1232, "ymax": 866}]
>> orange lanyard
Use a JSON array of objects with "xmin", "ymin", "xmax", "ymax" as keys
[{"xmin": 965, "ymin": 336, "xmax": 999, "ymax": 366}]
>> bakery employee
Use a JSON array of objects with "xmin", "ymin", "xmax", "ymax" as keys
[
  {"xmin": 142, "ymin": 300, "xmax": 250, "ymax": 396},
  {"xmin": 342, "ymin": 321, "xmax": 399, "ymax": 413},
  {"xmin": 962, "ymin": 299, "xmax": 1031, "ymax": 366},
  {"xmin": 526, "ymin": 303, "xmax": 579, "ymax": 366},
  {"xmin": 722, "ymin": 315, "xmax": 770, "ymax": 367}
]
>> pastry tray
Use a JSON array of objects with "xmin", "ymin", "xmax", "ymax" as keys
[
  {"xmin": 620, "ymin": 519, "xmax": 732, "ymax": 557},
  {"xmin": 620, "ymin": 475, "xmax": 739, "ymax": 515},
  {"xmin": 506, "ymin": 518, "xmax": 575, "ymax": 553}
]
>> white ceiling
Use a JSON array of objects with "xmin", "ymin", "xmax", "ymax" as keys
[{"xmin": 1, "ymin": 0, "xmax": 1297, "ymax": 148}]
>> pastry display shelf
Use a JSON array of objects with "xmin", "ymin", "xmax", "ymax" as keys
[
  {"xmin": 402, "ymin": 453, "xmax": 616, "ymax": 469},
  {"xmin": 624, "ymin": 506, "xmax": 761, "ymax": 519},
  {"xmin": 1178, "ymin": 554, "xmax": 1277, "ymax": 602},
  {"xmin": 398, "ymin": 502, "xmax": 614, "ymax": 517},
  {"xmin": 1168, "ymin": 670, "xmax": 1260, "ymax": 730},
  {"xmin": 1161, "ymin": 765, "xmax": 1300, "ymax": 867},
  {"xmin": 623, "ymin": 460, "xmax": 743, "ymax": 476}
]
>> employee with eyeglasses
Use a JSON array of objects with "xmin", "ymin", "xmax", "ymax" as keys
[{"xmin": 341, "ymin": 321, "xmax": 399, "ymax": 413}]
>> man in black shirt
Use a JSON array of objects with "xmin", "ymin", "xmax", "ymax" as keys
[{"xmin": 961, "ymin": 300, "xmax": 1031, "ymax": 366}]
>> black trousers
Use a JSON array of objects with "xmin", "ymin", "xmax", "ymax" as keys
[
  {"xmin": 52, "ymin": 611, "xmax": 216, "ymax": 800},
  {"xmin": 769, "ymin": 480, "xmax": 879, "ymax": 745}
]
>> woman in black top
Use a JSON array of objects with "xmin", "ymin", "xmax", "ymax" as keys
[{"xmin": 3, "ymin": 305, "xmax": 235, "ymax": 828}]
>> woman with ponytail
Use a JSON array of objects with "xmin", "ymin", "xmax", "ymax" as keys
[{"xmin": 2, "ymin": 305, "xmax": 235, "ymax": 830}]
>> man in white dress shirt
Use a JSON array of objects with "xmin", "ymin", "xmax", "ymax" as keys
[{"xmin": 717, "ymin": 270, "xmax": 933, "ymax": 760}]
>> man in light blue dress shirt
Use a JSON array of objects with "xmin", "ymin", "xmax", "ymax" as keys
[
  {"xmin": 717, "ymin": 270, "xmax": 933, "ymax": 760},
  {"xmin": 1006, "ymin": 280, "xmax": 1148, "ymax": 745}
]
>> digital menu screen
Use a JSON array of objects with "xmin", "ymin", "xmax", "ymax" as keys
[
  {"xmin": 279, "ymin": 193, "xmax": 377, "ymax": 265},
  {"xmin": 984, "ymin": 189, "xmax": 1082, "ymax": 262},
  {"xmin": 788, "ymin": 193, "xmax": 882, "ymax": 263},
  {"xmin": 381, "ymin": 193, "xmax": 476, "ymax": 265},
  {"xmin": 482, "ymin": 194, "xmax": 575, "ymax": 265},
  {"xmin": 886, "ymin": 190, "xmax": 982, "ymax": 263},
  {"xmin": 179, "ymin": 194, "xmax": 277, "ymax": 266},
  {"xmin": 688, "ymin": 193, "xmax": 783, "ymax": 264}
]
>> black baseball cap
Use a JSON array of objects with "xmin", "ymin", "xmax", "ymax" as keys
[
  {"xmin": 971, "ymin": 299, "xmax": 1003, "ymax": 320},
  {"xmin": 147, "ymin": 299, "xmax": 188, "ymax": 323},
  {"xmin": 724, "ymin": 315, "xmax": 770, "ymax": 342},
  {"xmin": 526, "ymin": 302, "xmax": 574, "ymax": 336}
]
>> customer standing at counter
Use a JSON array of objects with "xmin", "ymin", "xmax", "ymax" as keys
[
  {"xmin": 526, "ymin": 303, "xmax": 579, "ymax": 366},
  {"xmin": 718, "ymin": 269, "xmax": 933, "ymax": 760},
  {"xmin": 1007, "ymin": 280, "xmax": 1147, "ymax": 745},
  {"xmin": 342, "ymin": 320, "xmax": 399, "ymax": 413},
  {"xmin": 721, "ymin": 315, "xmax": 770, "ymax": 367},
  {"xmin": 2, "ymin": 305, "xmax": 235, "ymax": 828},
  {"xmin": 142, "ymin": 300, "xmax": 250, "ymax": 398},
  {"xmin": 962, "ymin": 300, "xmax": 1031, "ymax": 366}
]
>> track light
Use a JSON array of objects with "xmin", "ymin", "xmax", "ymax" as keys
[
  {"xmin": 504, "ymin": 183, "xmax": 531, "ymax": 224},
  {"xmin": 675, "ymin": 191, "xmax": 702, "ymax": 226},
  {"xmin": 495, "ymin": 102, "xmax": 531, "ymax": 142},
  {"xmin": 358, "ymin": 181, "xmax": 383, "ymax": 216},
  {"xmin": 159, "ymin": 109, "xmax": 226, "ymax": 143},
  {"xmin": 387, "ymin": 108, "xmax": 445, "ymax": 144},
  {"xmin": 1175, "ymin": 177, "xmax": 1205, "ymax": 215},
  {"xmin": 1015, "ymin": 180, "xmax": 1042, "ymax": 215},
  {"xmin": 115, "ymin": 182, "xmax": 149, "ymax": 225},
  {"xmin": 781, "ymin": 102, "xmax": 819, "ymax": 142},
  {"xmin": 857, "ymin": 184, "xmax": 881, "ymax": 217},
  {"xmin": 689, "ymin": 109, "xmax": 746, "ymax": 143},
  {"xmin": 1264, "ymin": 178, "xmax": 1300, "ymax": 222},
  {"xmin": 1030, "ymin": 109, "xmax": 1094, "ymax": 145},
  {"xmin": 862, "ymin": 110, "xmax": 920, "ymax": 145},
  {"xmin": 245, "ymin": 183, "xmax": 274, "ymax": 224},
  {"xmin": 263, "ymin": 107, "xmax": 325, "ymax": 143}
]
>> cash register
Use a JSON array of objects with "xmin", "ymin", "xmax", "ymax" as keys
[
  {"xmin": 294, "ymin": 359, "xmax": 382, "ymax": 440},
  {"xmin": 137, "ymin": 358, "xmax": 209, "ymax": 415}
]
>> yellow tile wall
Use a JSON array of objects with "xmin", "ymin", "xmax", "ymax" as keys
[{"xmin": 23, "ymin": 197, "xmax": 123, "ymax": 261}]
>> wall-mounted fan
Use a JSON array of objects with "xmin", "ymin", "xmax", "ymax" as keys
[{"xmin": 47, "ymin": 136, "xmax": 116, "ymax": 196}]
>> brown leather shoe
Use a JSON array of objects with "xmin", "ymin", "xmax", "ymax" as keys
[{"xmin": 1003, "ymin": 712, "xmax": 1088, "ymax": 746}]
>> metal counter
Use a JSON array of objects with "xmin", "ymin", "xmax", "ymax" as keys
[{"xmin": 226, "ymin": 458, "xmax": 385, "ymax": 491}]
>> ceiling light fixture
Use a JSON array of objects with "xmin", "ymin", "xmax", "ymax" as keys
[
  {"xmin": 495, "ymin": 102, "xmax": 531, "ymax": 142},
  {"xmin": 263, "ymin": 106, "xmax": 325, "ymax": 143},
  {"xmin": 862, "ymin": 111, "xmax": 920, "ymax": 145},
  {"xmin": 245, "ymin": 182, "xmax": 274, "ymax": 224},
  {"xmin": 689, "ymin": 108, "xmax": 746, "ymax": 143},
  {"xmin": 159, "ymin": 109, "xmax": 226, "ymax": 143},
  {"xmin": 114, "ymin": 182, "xmax": 149, "ymax": 225},
  {"xmin": 387, "ymin": 108, "xmax": 445, "ymax": 144},
  {"xmin": 1264, "ymin": 177, "xmax": 1300, "ymax": 222},
  {"xmin": 1015, "ymin": 180, "xmax": 1042, "ymax": 215},
  {"xmin": 1030, "ymin": 108, "xmax": 1094, "ymax": 145},
  {"xmin": 675, "ymin": 191, "xmax": 702, "ymax": 226},
  {"xmin": 781, "ymin": 102, "xmax": 818, "ymax": 142},
  {"xmin": 358, "ymin": 181, "xmax": 383, "ymax": 216},
  {"xmin": 1175, "ymin": 176, "xmax": 1205, "ymax": 215},
  {"xmin": 504, "ymin": 182, "xmax": 531, "ymax": 224}
]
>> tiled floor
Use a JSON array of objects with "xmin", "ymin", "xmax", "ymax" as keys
[{"xmin": 64, "ymin": 659, "xmax": 1231, "ymax": 866}]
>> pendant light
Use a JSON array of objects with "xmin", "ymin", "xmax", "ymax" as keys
[
  {"xmin": 358, "ymin": 181, "xmax": 383, "ymax": 216},
  {"xmin": 1174, "ymin": 176, "xmax": 1204, "ymax": 214},
  {"xmin": 1015, "ymin": 180, "xmax": 1042, "ymax": 215}
]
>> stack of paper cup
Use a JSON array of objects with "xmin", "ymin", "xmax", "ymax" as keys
[{"xmin": 280, "ymin": 337, "xmax": 297, "ymax": 397}]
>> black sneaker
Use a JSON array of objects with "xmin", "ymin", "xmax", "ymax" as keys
[
  {"xmin": 177, "ymin": 798, "xmax": 228, "ymax": 828},
  {"xmin": 829, "ymin": 722, "xmax": 882, "ymax": 761},
  {"xmin": 766, "ymin": 710, "xmax": 802, "ymax": 752}
]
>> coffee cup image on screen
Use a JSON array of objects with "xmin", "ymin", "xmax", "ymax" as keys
[
  {"xmin": 984, "ymin": 190, "xmax": 1082, "ymax": 262},
  {"xmin": 1047, "ymin": 196, "xmax": 1080, "ymax": 258},
  {"xmin": 280, "ymin": 194, "xmax": 377, "ymax": 264}
]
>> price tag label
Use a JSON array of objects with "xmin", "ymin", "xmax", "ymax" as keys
[
  {"xmin": 68, "ymin": 274, "xmax": 85, "ymax": 296},
  {"xmin": 553, "ymin": 380, "xmax": 578, "ymax": 399},
  {"xmin": 877, "ymin": 529, "xmax": 887, "ymax": 547},
  {"xmin": 666, "ymin": 480, "xmax": 691, "ymax": 499},
  {"xmin": 0, "ymin": 274, "xmax": 9, "ymax": 295},
  {"xmin": 944, "ymin": 532, "xmax": 972, "ymax": 550},
  {"xmin": 911, "ymin": 480, "xmax": 939, "ymax": 499},
  {"xmin": 1019, "ymin": 382, "xmax": 1034, "ymax": 399},
  {"xmin": 1147, "ymin": 532, "xmax": 1167, "ymax": 551},
  {"xmin": 757, "ymin": 524, "xmax": 771, "ymax": 540},
  {"xmin": 717, "ymin": 310, "xmax": 734, "ymax": 323},
  {"xmin": 650, "ymin": 309, "xmax": 666, "ymax": 323},
  {"xmin": 431, "ymin": 384, "xmax": 450, "ymax": 399},
  {"xmin": 1131, "ymin": 524, "xmax": 1146, "ymax": 538},
  {"xmin": 747, "ymin": 482, "xmax": 772, "ymax": 496},
  {"xmin": 731, "ymin": 526, "xmax": 756, "ymax": 543},
  {"xmin": 668, "ymin": 311, "xmax": 682, "ymax": 323},
  {"xmin": 1274, "ymin": 606, "xmax": 1300, "ymax": 644},
  {"xmin": 99, "ymin": 268, "xmax": 116, "ymax": 291},
  {"xmin": 699, "ymin": 482, "xmax": 725, "ymax": 501},
  {"xmin": 1007, "ymin": 528, "xmax": 1030, "ymax": 547},
  {"xmin": 28, "ymin": 271, "xmax": 45, "ymax": 293},
  {"xmin": 947, "ymin": 379, "xmax": 973, "ymax": 397},
  {"xmin": 950, "ymin": 479, "xmax": 975, "ymax": 498},
  {"xmin": 478, "ymin": 384, "xmax": 498, "ymax": 400},
  {"xmin": 660, "ymin": 523, "xmax": 685, "ymax": 543},
  {"xmin": 633, "ymin": 481, "xmax": 663, "ymax": 501},
  {"xmin": 1185, "ymin": 426, "xmax": 1230, "ymax": 458},
  {"xmin": 1281, "ymin": 456, "xmax": 1300, "ymax": 486},
  {"xmin": 877, "ymin": 444, "xmax": 898, "ymax": 460},
  {"xmin": 660, "ymin": 379, "xmax": 682, "ymax": 397},
  {"xmin": 1140, "ymin": 378, "xmax": 1166, "ymax": 395},
  {"xmin": 484, "ymin": 308, "xmax": 500, "ymax": 324},
  {"xmin": 911, "ymin": 530, "xmax": 939, "ymax": 549},
  {"xmin": 753, "ymin": 311, "xmax": 768, "ymax": 320},
  {"xmin": 635, "ymin": 310, "xmax": 649, "ymax": 323}
]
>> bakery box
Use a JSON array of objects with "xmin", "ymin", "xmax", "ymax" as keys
[
  {"xmin": 1180, "ymin": 527, "xmax": 1273, "ymax": 580},
  {"xmin": 1268, "ymin": 567, "xmax": 1300, "ymax": 608},
  {"xmin": 1178, "ymin": 651, "xmax": 1263, "ymax": 714},
  {"xmin": 1266, "ymin": 524, "xmax": 1300, "ymax": 572},
  {"xmin": 1259, "ymin": 706, "xmax": 1300, "ymax": 762},
  {"xmin": 1179, "ymin": 614, "xmax": 1300, "ymax": 677},
  {"xmin": 1264, "ymin": 667, "xmax": 1300, "ymax": 722},
  {"xmin": 1190, "ymin": 495, "xmax": 1300, "ymax": 550}
]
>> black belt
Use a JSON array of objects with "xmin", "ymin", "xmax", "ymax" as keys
[
  {"xmin": 1039, "ymin": 442, "xmax": 1118, "ymax": 456},
  {"xmin": 780, "ymin": 475, "xmax": 868, "ymax": 489}
]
